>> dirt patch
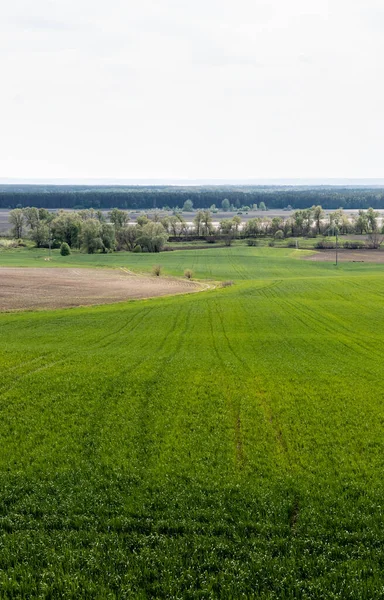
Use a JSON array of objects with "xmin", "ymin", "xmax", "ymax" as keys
[
  {"xmin": 303, "ymin": 249, "xmax": 384, "ymax": 263},
  {"xmin": 0, "ymin": 267, "xmax": 201, "ymax": 311}
]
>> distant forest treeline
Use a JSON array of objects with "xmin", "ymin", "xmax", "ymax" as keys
[{"xmin": 2, "ymin": 185, "xmax": 384, "ymax": 210}]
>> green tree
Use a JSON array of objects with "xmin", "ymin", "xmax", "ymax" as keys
[
  {"xmin": 193, "ymin": 211, "xmax": 204, "ymax": 236},
  {"xmin": 60, "ymin": 242, "xmax": 71, "ymax": 256},
  {"xmin": 79, "ymin": 219, "xmax": 103, "ymax": 253},
  {"xmin": 232, "ymin": 216, "xmax": 242, "ymax": 237},
  {"xmin": 137, "ymin": 215, "xmax": 149, "ymax": 227},
  {"xmin": 259, "ymin": 202, "xmax": 267, "ymax": 211},
  {"xmin": 30, "ymin": 221, "xmax": 49, "ymax": 248},
  {"xmin": 367, "ymin": 207, "xmax": 379, "ymax": 232},
  {"xmin": 38, "ymin": 208, "xmax": 53, "ymax": 222},
  {"xmin": 109, "ymin": 208, "xmax": 129, "ymax": 229},
  {"xmin": 182, "ymin": 199, "xmax": 194, "ymax": 212},
  {"xmin": 201, "ymin": 210, "xmax": 214, "ymax": 235},
  {"xmin": 101, "ymin": 223, "xmax": 116, "ymax": 252},
  {"xmin": 9, "ymin": 209, "xmax": 24, "ymax": 238},
  {"xmin": 222, "ymin": 198, "xmax": 230, "ymax": 212},
  {"xmin": 137, "ymin": 222, "xmax": 168, "ymax": 252},
  {"xmin": 219, "ymin": 219, "xmax": 233, "ymax": 235},
  {"xmin": 116, "ymin": 225, "xmax": 140, "ymax": 251},
  {"xmin": 312, "ymin": 205, "xmax": 325, "ymax": 235},
  {"xmin": 51, "ymin": 212, "xmax": 82, "ymax": 248},
  {"xmin": 23, "ymin": 207, "xmax": 39, "ymax": 230}
]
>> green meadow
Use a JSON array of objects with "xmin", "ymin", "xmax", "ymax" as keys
[{"xmin": 1, "ymin": 247, "xmax": 384, "ymax": 598}]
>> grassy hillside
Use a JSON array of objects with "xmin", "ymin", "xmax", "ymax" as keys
[{"xmin": 1, "ymin": 248, "xmax": 384, "ymax": 598}]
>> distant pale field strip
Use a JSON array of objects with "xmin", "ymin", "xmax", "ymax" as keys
[{"xmin": 0, "ymin": 267, "xmax": 200, "ymax": 310}]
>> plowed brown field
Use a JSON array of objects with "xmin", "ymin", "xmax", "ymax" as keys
[
  {"xmin": 0, "ymin": 267, "xmax": 200, "ymax": 311},
  {"xmin": 304, "ymin": 249, "xmax": 384, "ymax": 262}
]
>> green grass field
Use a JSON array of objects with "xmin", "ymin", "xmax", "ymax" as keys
[{"xmin": 1, "ymin": 247, "xmax": 384, "ymax": 598}]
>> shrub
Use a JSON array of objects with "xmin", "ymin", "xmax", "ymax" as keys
[
  {"xmin": 274, "ymin": 230, "xmax": 284, "ymax": 239},
  {"xmin": 268, "ymin": 240, "xmax": 275, "ymax": 247},
  {"xmin": 133, "ymin": 245, "xmax": 142, "ymax": 253},
  {"xmin": 343, "ymin": 240, "xmax": 366, "ymax": 249},
  {"xmin": 246, "ymin": 239, "xmax": 259, "ymax": 246},
  {"xmin": 60, "ymin": 242, "xmax": 71, "ymax": 256},
  {"xmin": 184, "ymin": 269, "xmax": 193, "ymax": 279},
  {"xmin": 315, "ymin": 239, "xmax": 336, "ymax": 249},
  {"xmin": 152, "ymin": 264, "xmax": 162, "ymax": 277},
  {"xmin": 221, "ymin": 280, "xmax": 234, "ymax": 287},
  {"xmin": 287, "ymin": 240, "xmax": 298, "ymax": 248}
]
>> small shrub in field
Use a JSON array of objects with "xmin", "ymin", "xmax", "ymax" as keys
[
  {"xmin": 221, "ymin": 280, "xmax": 234, "ymax": 287},
  {"xmin": 287, "ymin": 240, "xmax": 297, "ymax": 248},
  {"xmin": 246, "ymin": 239, "xmax": 259, "ymax": 246},
  {"xmin": 274, "ymin": 230, "xmax": 284, "ymax": 240},
  {"xmin": 343, "ymin": 240, "xmax": 365, "ymax": 249},
  {"xmin": 152, "ymin": 264, "xmax": 162, "ymax": 276},
  {"xmin": 268, "ymin": 240, "xmax": 275, "ymax": 247},
  {"xmin": 133, "ymin": 245, "xmax": 142, "ymax": 253},
  {"xmin": 60, "ymin": 242, "xmax": 71, "ymax": 256},
  {"xmin": 315, "ymin": 239, "xmax": 336, "ymax": 249},
  {"xmin": 184, "ymin": 269, "xmax": 193, "ymax": 279}
]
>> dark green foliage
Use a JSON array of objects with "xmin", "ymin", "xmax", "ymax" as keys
[
  {"xmin": 60, "ymin": 242, "xmax": 71, "ymax": 256},
  {"xmin": 3, "ymin": 184, "xmax": 384, "ymax": 211}
]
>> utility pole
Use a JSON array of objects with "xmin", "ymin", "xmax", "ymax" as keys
[{"xmin": 335, "ymin": 229, "xmax": 338, "ymax": 266}]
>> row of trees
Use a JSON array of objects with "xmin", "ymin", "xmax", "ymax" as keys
[
  {"xmin": 7, "ymin": 206, "xmax": 384, "ymax": 253},
  {"xmin": 244, "ymin": 206, "xmax": 382, "ymax": 238},
  {"xmin": 3, "ymin": 184, "xmax": 384, "ymax": 210}
]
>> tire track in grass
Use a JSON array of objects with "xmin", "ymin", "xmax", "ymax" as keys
[
  {"xmin": 0, "ymin": 356, "xmax": 70, "ymax": 400},
  {"xmin": 81, "ymin": 303, "xmax": 187, "ymax": 467},
  {"xmin": 92, "ymin": 306, "xmax": 154, "ymax": 349},
  {"xmin": 213, "ymin": 288, "xmax": 293, "ymax": 471},
  {"xmin": 280, "ymin": 293, "xmax": 384, "ymax": 364},
  {"xmin": 206, "ymin": 299, "xmax": 245, "ymax": 469}
]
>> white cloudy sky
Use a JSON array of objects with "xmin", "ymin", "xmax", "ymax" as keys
[{"xmin": 1, "ymin": 0, "xmax": 383, "ymax": 181}]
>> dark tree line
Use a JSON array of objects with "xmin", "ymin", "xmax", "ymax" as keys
[{"xmin": 2, "ymin": 185, "xmax": 384, "ymax": 210}]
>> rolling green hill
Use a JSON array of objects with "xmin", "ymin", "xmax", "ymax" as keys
[{"xmin": 1, "ymin": 247, "xmax": 384, "ymax": 598}]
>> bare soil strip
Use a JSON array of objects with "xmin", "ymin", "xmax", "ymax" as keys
[
  {"xmin": 0, "ymin": 268, "xmax": 200, "ymax": 311},
  {"xmin": 303, "ymin": 249, "xmax": 384, "ymax": 263}
]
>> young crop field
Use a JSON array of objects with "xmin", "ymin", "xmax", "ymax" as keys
[{"xmin": 1, "ymin": 247, "xmax": 384, "ymax": 598}]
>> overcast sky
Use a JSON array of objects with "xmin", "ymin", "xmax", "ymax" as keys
[{"xmin": 1, "ymin": 0, "xmax": 383, "ymax": 181}]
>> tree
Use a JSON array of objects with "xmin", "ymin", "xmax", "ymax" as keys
[
  {"xmin": 38, "ymin": 208, "xmax": 53, "ymax": 222},
  {"xmin": 183, "ymin": 199, "xmax": 193, "ymax": 212},
  {"xmin": 353, "ymin": 210, "xmax": 369, "ymax": 234},
  {"xmin": 367, "ymin": 207, "xmax": 379, "ymax": 232},
  {"xmin": 51, "ymin": 212, "xmax": 82, "ymax": 247},
  {"xmin": 109, "ymin": 208, "xmax": 129, "ymax": 229},
  {"xmin": 137, "ymin": 222, "xmax": 168, "ymax": 252},
  {"xmin": 169, "ymin": 214, "xmax": 186, "ymax": 237},
  {"xmin": 219, "ymin": 219, "xmax": 234, "ymax": 235},
  {"xmin": 116, "ymin": 225, "xmax": 140, "ymax": 251},
  {"xmin": 30, "ymin": 221, "xmax": 49, "ymax": 248},
  {"xmin": 60, "ymin": 242, "xmax": 71, "ymax": 256},
  {"xmin": 201, "ymin": 210, "xmax": 214, "ymax": 235},
  {"xmin": 9, "ymin": 209, "xmax": 24, "ymax": 238},
  {"xmin": 137, "ymin": 215, "xmax": 149, "ymax": 227},
  {"xmin": 193, "ymin": 211, "xmax": 204, "ymax": 236},
  {"xmin": 79, "ymin": 219, "xmax": 103, "ymax": 253},
  {"xmin": 270, "ymin": 217, "xmax": 283, "ymax": 236},
  {"xmin": 232, "ymin": 216, "xmax": 241, "ymax": 237},
  {"xmin": 312, "ymin": 205, "xmax": 325, "ymax": 235},
  {"xmin": 222, "ymin": 198, "xmax": 230, "ymax": 212},
  {"xmin": 244, "ymin": 218, "xmax": 262, "ymax": 237},
  {"xmin": 23, "ymin": 207, "xmax": 39, "ymax": 230},
  {"xmin": 101, "ymin": 223, "xmax": 116, "ymax": 252},
  {"xmin": 259, "ymin": 202, "xmax": 267, "ymax": 211}
]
